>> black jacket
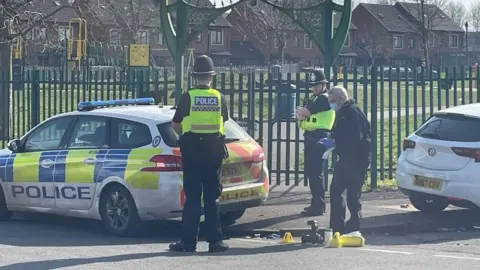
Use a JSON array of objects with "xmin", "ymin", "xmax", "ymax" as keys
[{"xmin": 332, "ymin": 100, "xmax": 371, "ymax": 167}]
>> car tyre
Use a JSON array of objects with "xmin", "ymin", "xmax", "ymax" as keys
[
  {"xmin": 220, "ymin": 209, "xmax": 246, "ymax": 226},
  {"xmin": 409, "ymin": 194, "xmax": 449, "ymax": 213},
  {"xmin": 100, "ymin": 185, "xmax": 142, "ymax": 237},
  {"xmin": 0, "ymin": 188, "xmax": 11, "ymax": 221}
]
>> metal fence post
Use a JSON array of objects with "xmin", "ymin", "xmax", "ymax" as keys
[
  {"xmin": 30, "ymin": 69, "xmax": 41, "ymax": 129},
  {"xmin": 370, "ymin": 65, "xmax": 378, "ymax": 190}
]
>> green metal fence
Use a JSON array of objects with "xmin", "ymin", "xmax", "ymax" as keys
[{"xmin": 0, "ymin": 65, "xmax": 478, "ymax": 189}]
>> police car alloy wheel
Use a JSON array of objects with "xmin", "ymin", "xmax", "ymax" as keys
[
  {"xmin": 99, "ymin": 185, "xmax": 141, "ymax": 236},
  {"xmin": 409, "ymin": 194, "xmax": 449, "ymax": 213}
]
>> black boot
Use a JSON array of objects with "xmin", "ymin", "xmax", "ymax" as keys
[
  {"xmin": 209, "ymin": 241, "xmax": 229, "ymax": 252},
  {"xmin": 300, "ymin": 207, "xmax": 325, "ymax": 217},
  {"xmin": 169, "ymin": 240, "xmax": 196, "ymax": 252}
]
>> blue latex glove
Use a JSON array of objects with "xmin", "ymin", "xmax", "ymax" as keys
[{"xmin": 317, "ymin": 138, "xmax": 335, "ymax": 149}]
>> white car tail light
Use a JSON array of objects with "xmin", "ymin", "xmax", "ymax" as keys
[{"xmin": 451, "ymin": 147, "xmax": 480, "ymax": 162}]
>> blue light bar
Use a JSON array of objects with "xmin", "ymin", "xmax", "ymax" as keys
[{"xmin": 77, "ymin": 97, "xmax": 155, "ymax": 111}]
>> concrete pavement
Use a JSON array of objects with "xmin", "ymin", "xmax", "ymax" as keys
[
  {"xmin": 228, "ymin": 189, "xmax": 478, "ymax": 237},
  {"xmin": 1, "ymin": 223, "xmax": 480, "ymax": 269}
]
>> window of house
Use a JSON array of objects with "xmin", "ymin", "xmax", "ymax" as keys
[
  {"xmin": 344, "ymin": 32, "xmax": 350, "ymax": 47},
  {"xmin": 294, "ymin": 36, "xmax": 300, "ymax": 47},
  {"xmin": 196, "ymin": 33, "xmax": 202, "ymax": 43},
  {"xmin": 428, "ymin": 33, "xmax": 435, "ymax": 47},
  {"xmin": 39, "ymin": 28, "xmax": 46, "ymax": 39},
  {"xmin": 110, "ymin": 29, "xmax": 121, "ymax": 45},
  {"xmin": 393, "ymin": 35, "xmax": 403, "ymax": 49},
  {"xmin": 210, "ymin": 30, "xmax": 223, "ymax": 45},
  {"xmin": 273, "ymin": 37, "xmax": 286, "ymax": 48},
  {"xmin": 449, "ymin": 34, "xmax": 458, "ymax": 48},
  {"xmin": 304, "ymin": 34, "xmax": 312, "ymax": 49},
  {"xmin": 409, "ymin": 38, "xmax": 415, "ymax": 48},
  {"xmin": 26, "ymin": 28, "xmax": 46, "ymax": 40},
  {"xmin": 135, "ymin": 30, "xmax": 149, "ymax": 44},
  {"xmin": 157, "ymin": 32, "xmax": 164, "ymax": 45},
  {"xmin": 58, "ymin": 26, "xmax": 70, "ymax": 41}
]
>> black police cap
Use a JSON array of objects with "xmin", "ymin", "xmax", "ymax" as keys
[
  {"xmin": 192, "ymin": 55, "xmax": 216, "ymax": 75},
  {"xmin": 309, "ymin": 69, "xmax": 328, "ymax": 86}
]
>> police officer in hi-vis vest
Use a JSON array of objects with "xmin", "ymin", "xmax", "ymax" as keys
[
  {"xmin": 296, "ymin": 69, "xmax": 336, "ymax": 217},
  {"xmin": 170, "ymin": 55, "xmax": 229, "ymax": 253}
]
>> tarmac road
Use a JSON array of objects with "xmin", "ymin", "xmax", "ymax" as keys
[{"xmin": 1, "ymin": 218, "xmax": 480, "ymax": 270}]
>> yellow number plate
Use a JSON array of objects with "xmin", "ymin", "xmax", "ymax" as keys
[
  {"xmin": 222, "ymin": 166, "xmax": 238, "ymax": 177},
  {"xmin": 413, "ymin": 176, "xmax": 442, "ymax": 191}
]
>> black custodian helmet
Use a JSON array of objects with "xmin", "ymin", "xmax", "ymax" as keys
[
  {"xmin": 192, "ymin": 55, "xmax": 216, "ymax": 75},
  {"xmin": 309, "ymin": 69, "xmax": 328, "ymax": 86}
]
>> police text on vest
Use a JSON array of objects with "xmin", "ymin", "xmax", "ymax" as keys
[{"xmin": 195, "ymin": 96, "xmax": 218, "ymax": 106}]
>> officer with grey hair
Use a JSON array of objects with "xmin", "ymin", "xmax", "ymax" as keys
[{"xmin": 327, "ymin": 86, "xmax": 371, "ymax": 235}]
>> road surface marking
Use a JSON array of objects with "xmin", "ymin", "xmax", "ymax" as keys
[
  {"xmin": 358, "ymin": 248, "xmax": 413, "ymax": 255},
  {"xmin": 433, "ymin": 255, "xmax": 480, "ymax": 261},
  {"xmin": 234, "ymin": 238, "xmax": 279, "ymax": 245}
]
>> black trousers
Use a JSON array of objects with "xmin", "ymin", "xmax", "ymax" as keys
[
  {"xmin": 329, "ymin": 158, "xmax": 367, "ymax": 234},
  {"xmin": 304, "ymin": 138, "xmax": 326, "ymax": 212},
  {"xmin": 181, "ymin": 156, "xmax": 223, "ymax": 245}
]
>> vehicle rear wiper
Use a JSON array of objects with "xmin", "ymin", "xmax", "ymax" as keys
[{"xmin": 225, "ymin": 138, "xmax": 240, "ymax": 143}]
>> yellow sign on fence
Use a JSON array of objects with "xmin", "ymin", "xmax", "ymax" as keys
[{"xmin": 129, "ymin": 44, "xmax": 149, "ymax": 67}]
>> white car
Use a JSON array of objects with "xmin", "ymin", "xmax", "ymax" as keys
[
  {"xmin": 396, "ymin": 103, "xmax": 480, "ymax": 213},
  {"xmin": 0, "ymin": 98, "xmax": 269, "ymax": 236}
]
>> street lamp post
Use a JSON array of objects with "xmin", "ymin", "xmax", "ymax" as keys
[{"xmin": 465, "ymin": 21, "xmax": 469, "ymax": 66}]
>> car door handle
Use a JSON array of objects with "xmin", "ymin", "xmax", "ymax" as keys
[
  {"xmin": 40, "ymin": 159, "xmax": 55, "ymax": 168},
  {"xmin": 84, "ymin": 158, "xmax": 97, "ymax": 165}
]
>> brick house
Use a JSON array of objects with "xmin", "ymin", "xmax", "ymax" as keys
[
  {"xmin": 352, "ymin": 2, "xmax": 465, "ymax": 67},
  {"xmin": 227, "ymin": 2, "xmax": 357, "ymax": 68},
  {"xmin": 74, "ymin": 0, "xmax": 233, "ymax": 67}
]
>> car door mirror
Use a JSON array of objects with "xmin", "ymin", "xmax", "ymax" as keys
[{"xmin": 7, "ymin": 139, "xmax": 21, "ymax": 152}]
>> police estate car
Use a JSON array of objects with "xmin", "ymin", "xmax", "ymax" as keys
[{"xmin": 0, "ymin": 98, "xmax": 269, "ymax": 236}]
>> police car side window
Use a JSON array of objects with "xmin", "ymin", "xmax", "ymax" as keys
[
  {"xmin": 112, "ymin": 119, "xmax": 152, "ymax": 149},
  {"xmin": 68, "ymin": 117, "xmax": 108, "ymax": 149},
  {"xmin": 24, "ymin": 117, "xmax": 73, "ymax": 152}
]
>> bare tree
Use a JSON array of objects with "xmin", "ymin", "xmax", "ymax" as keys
[
  {"xmin": 400, "ymin": 0, "xmax": 448, "ymax": 68},
  {"xmin": 0, "ymin": 0, "xmax": 78, "ymax": 140},
  {"xmin": 232, "ymin": 0, "xmax": 315, "ymax": 65},
  {"xmin": 466, "ymin": 1, "xmax": 480, "ymax": 32},
  {"xmin": 0, "ymin": 0, "xmax": 78, "ymax": 69},
  {"xmin": 443, "ymin": 1, "xmax": 466, "ymax": 27},
  {"xmin": 78, "ymin": 0, "xmax": 158, "ymax": 44},
  {"xmin": 249, "ymin": 1, "xmax": 299, "ymax": 64},
  {"xmin": 356, "ymin": 30, "xmax": 392, "ymax": 67}
]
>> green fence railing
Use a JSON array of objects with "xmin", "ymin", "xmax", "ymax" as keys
[{"xmin": 0, "ymin": 65, "xmax": 478, "ymax": 190}]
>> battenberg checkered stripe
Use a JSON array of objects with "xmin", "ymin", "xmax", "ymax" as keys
[{"xmin": 191, "ymin": 105, "xmax": 220, "ymax": 112}]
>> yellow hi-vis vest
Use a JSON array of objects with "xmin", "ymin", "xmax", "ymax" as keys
[
  {"xmin": 298, "ymin": 94, "xmax": 336, "ymax": 131},
  {"xmin": 181, "ymin": 88, "xmax": 225, "ymax": 135}
]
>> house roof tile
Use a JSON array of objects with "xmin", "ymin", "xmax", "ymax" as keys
[{"xmin": 358, "ymin": 3, "xmax": 418, "ymax": 33}]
